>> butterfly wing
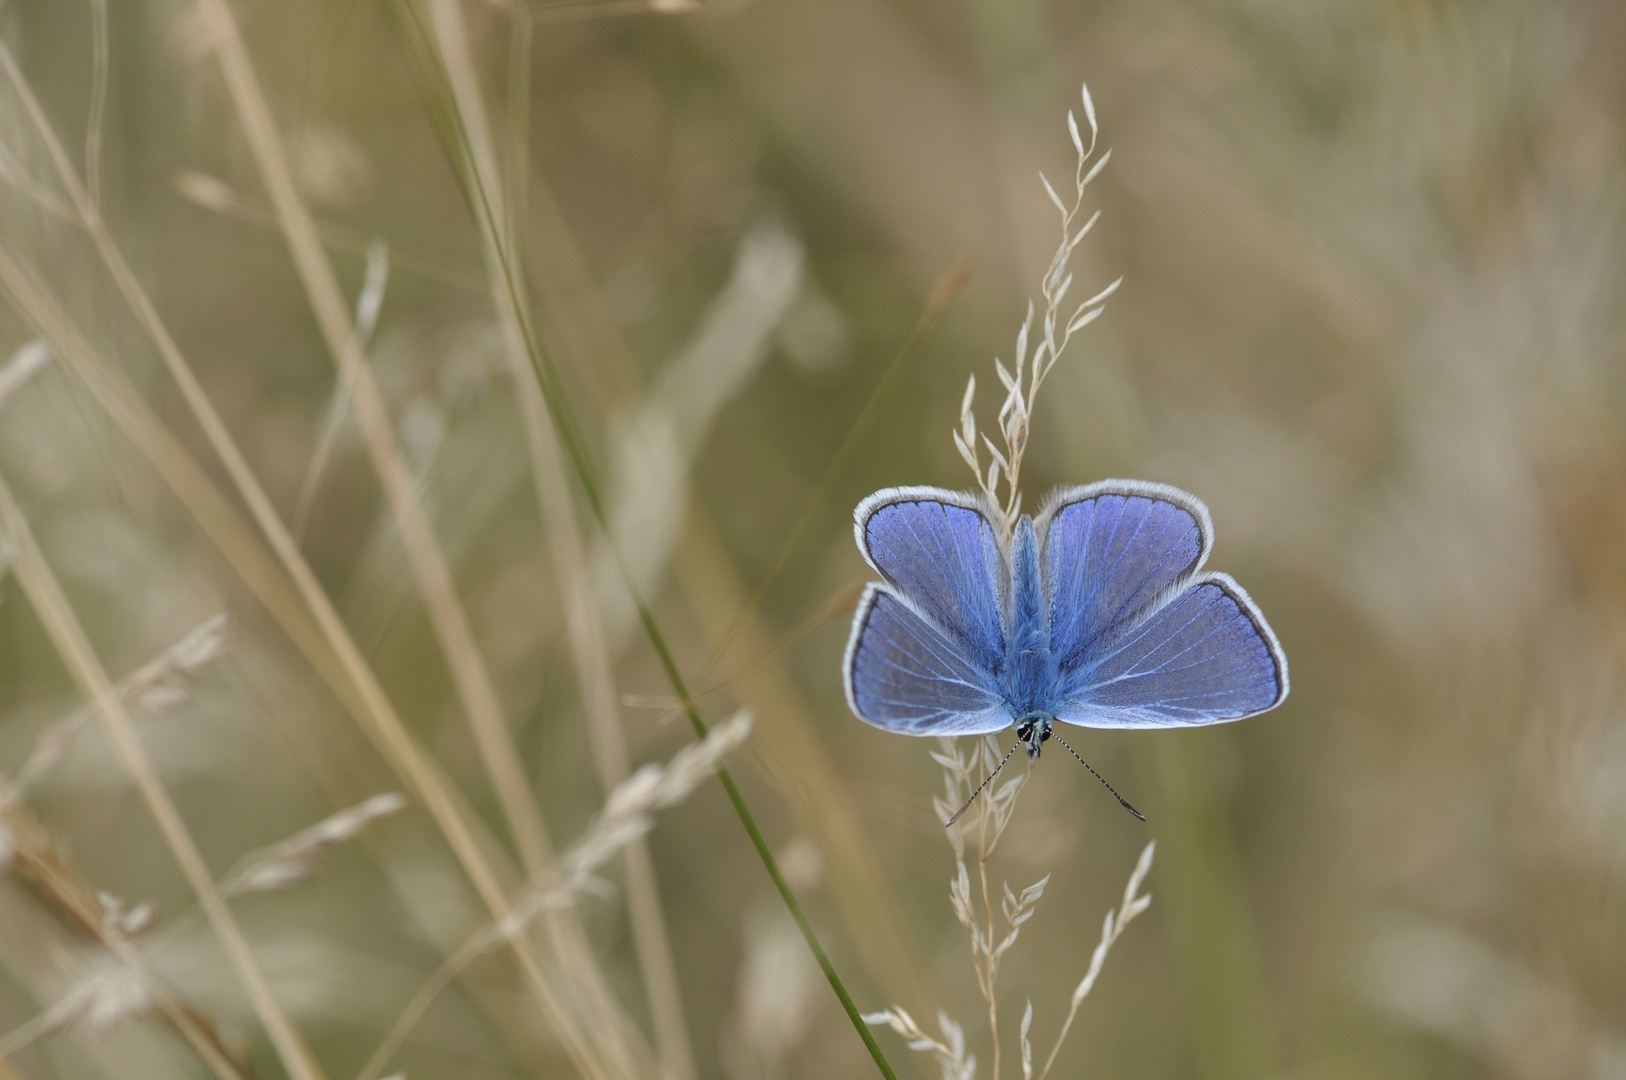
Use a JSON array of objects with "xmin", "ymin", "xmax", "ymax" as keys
[
  {"xmin": 845, "ymin": 488, "xmax": 1011, "ymax": 735},
  {"xmin": 1036, "ymin": 480, "xmax": 1213, "ymax": 670},
  {"xmin": 1054, "ymin": 573, "xmax": 1289, "ymax": 729},
  {"xmin": 854, "ymin": 487, "xmax": 1007, "ymax": 670},
  {"xmin": 843, "ymin": 584, "xmax": 1011, "ymax": 735}
]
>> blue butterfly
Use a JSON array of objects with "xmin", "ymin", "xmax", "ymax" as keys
[{"xmin": 842, "ymin": 481, "xmax": 1288, "ymax": 818}]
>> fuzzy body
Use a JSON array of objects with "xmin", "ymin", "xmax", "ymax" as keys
[{"xmin": 1002, "ymin": 518, "xmax": 1063, "ymax": 747}]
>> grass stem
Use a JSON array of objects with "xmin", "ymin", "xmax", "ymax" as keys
[
  {"xmin": 190, "ymin": 4, "xmax": 650, "ymax": 1075},
  {"xmin": 422, "ymin": 4, "xmax": 697, "ymax": 1074},
  {"xmin": 383, "ymin": 4, "xmax": 906, "ymax": 1074},
  {"xmin": 0, "ymin": 32, "xmax": 629, "ymax": 1080}
]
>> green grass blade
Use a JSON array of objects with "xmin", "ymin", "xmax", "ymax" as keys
[{"xmin": 378, "ymin": 5, "xmax": 906, "ymax": 1076}]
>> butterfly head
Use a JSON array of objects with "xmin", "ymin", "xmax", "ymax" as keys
[{"xmin": 1013, "ymin": 712, "xmax": 1053, "ymax": 760}]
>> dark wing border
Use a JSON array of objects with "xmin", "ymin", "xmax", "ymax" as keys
[
  {"xmin": 854, "ymin": 485, "xmax": 1009, "ymax": 573},
  {"xmin": 1194, "ymin": 570, "xmax": 1290, "ymax": 713}
]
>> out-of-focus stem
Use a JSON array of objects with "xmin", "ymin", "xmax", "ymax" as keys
[
  {"xmin": 0, "ymin": 476, "xmax": 325, "ymax": 1080},
  {"xmin": 419, "ymin": 3, "xmax": 695, "ymax": 1076}
]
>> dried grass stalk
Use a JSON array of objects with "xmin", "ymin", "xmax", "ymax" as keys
[{"xmin": 0, "ymin": 481, "xmax": 315, "ymax": 1080}]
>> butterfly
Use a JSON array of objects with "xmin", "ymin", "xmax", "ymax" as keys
[{"xmin": 842, "ymin": 481, "xmax": 1288, "ymax": 819}]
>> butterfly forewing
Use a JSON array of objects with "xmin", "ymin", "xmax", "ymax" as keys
[
  {"xmin": 855, "ymin": 488, "xmax": 1007, "ymax": 670},
  {"xmin": 844, "ymin": 585, "xmax": 1011, "ymax": 735},
  {"xmin": 1037, "ymin": 481, "xmax": 1212, "ymax": 669},
  {"xmin": 1055, "ymin": 573, "xmax": 1288, "ymax": 728}
]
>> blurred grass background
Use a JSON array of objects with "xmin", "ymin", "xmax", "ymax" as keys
[{"xmin": 0, "ymin": 0, "xmax": 1622, "ymax": 1078}]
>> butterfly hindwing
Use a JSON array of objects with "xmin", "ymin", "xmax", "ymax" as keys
[
  {"xmin": 855, "ymin": 487, "xmax": 1007, "ymax": 669},
  {"xmin": 1055, "ymin": 573, "xmax": 1288, "ymax": 728},
  {"xmin": 843, "ymin": 584, "xmax": 1011, "ymax": 735},
  {"xmin": 1036, "ymin": 481, "xmax": 1213, "ymax": 670}
]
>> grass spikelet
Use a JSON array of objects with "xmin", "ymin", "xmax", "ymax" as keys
[
  {"xmin": 293, "ymin": 239, "xmax": 392, "ymax": 538},
  {"xmin": 862, "ymin": 1007, "xmax": 976, "ymax": 1080},
  {"xmin": 4, "ymin": 963, "xmax": 152, "ymax": 1050},
  {"xmin": 507, "ymin": 711, "xmax": 752, "ymax": 933},
  {"xmin": 591, "ymin": 222, "xmax": 804, "ymax": 643},
  {"xmin": 956, "ymin": 84, "xmax": 1121, "ymax": 534},
  {"xmin": 721, "ymin": 907, "xmax": 822, "ymax": 1078},
  {"xmin": 875, "ymin": 755, "xmax": 1155, "ymax": 1080},
  {"xmin": 1035, "ymin": 841, "xmax": 1154, "ymax": 1080},
  {"xmin": 0, "ymin": 475, "xmax": 325, "ymax": 1080},
  {"xmin": 220, "ymin": 792, "xmax": 408, "ymax": 898},
  {"xmin": 0, "ymin": 339, "xmax": 50, "ymax": 410},
  {"xmin": 0, "ymin": 803, "xmax": 253, "ymax": 1078},
  {"xmin": 356, "ymin": 713, "xmax": 752, "ymax": 1080},
  {"xmin": 0, "ymin": 614, "xmax": 231, "ymax": 810}
]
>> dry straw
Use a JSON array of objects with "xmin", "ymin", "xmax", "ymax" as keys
[
  {"xmin": 385, "ymin": 0, "xmax": 935, "ymax": 1074},
  {"xmin": 0, "ymin": 626, "xmax": 251, "ymax": 1079},
  {"xmin": 0, "ymin": 24, "xmax": 634, "ymax": 1079},
  {"xmin": 356, "ymin": 714, "xmax": 754, "ymax": 1080},
  {"xmin": 219, "ymin": 793, "xmax": 409, "ymax": 899},
  {"xmin": 0, "ymin": 614, "xmax": 229, "ymax": 813},
  {"xmin": 0, "ymin": 9, "xmax": 1062, "ymax": 1080},
  {"xmin": 0, "ymin": 475, "xmax": 323, "ymax": 1080},
  {"xmin": 0, "ymin": 15, "xmax": 641, "ymax": 1080},
  {"xmin": 416, "ymin": 3, "xmax": 703, "ymax": 1074}
]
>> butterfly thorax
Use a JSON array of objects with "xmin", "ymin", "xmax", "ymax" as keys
[{"xmin": 1001, "ymin": 516, "xmax": 1063, "ymax": 730}]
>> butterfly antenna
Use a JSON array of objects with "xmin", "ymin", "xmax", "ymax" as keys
[
  {"xmin": 1050, "ymin": 733, "xmax": 1146, "ymax": 821},
  {"xmin": 945, "ymin": 741, "xmax": 1020, "ymax": 828}
]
